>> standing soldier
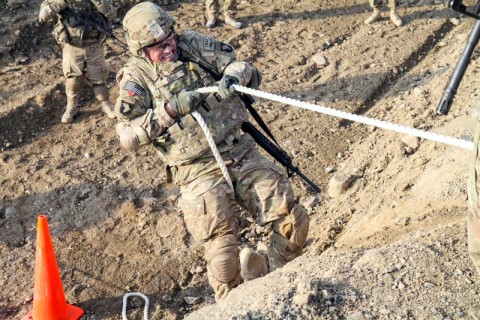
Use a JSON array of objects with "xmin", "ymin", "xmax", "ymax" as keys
[
  {"xmin": 365, "ymin": 0, "xmax": 403, "ymax": 27},
  {"xmin": 205, "ymin": 0, "xmax": 244, "ymax": 29},
  {"xmin": 38, "ymin": 0, "xmax": 117, "ymax": 124},
  {"xmin": 469, "ymin": 108, "xmax": 480, "ymax": 274},
  {"xmin": 115, "ymin": 2, "xmax": 309, "ymax": 301}
]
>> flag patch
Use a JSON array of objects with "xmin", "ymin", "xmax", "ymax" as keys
[{"xmin": 124, "ymin": 81, "xmax": 144, "ymax": 96}]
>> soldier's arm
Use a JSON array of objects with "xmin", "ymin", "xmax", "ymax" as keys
[
  {"xmin": 38, "ymin": 0, "xmax": 67, "ymax": 22},
  {"xmin": 179, "ymin": 30, "xmax": 262, "ymax": 88},
  {"xmin": 90, "ymin": 0, "xmax": 116, "ymax": 20},
  {"xmin": 115, "ymin": 70, "xmax": 175, "ymax": 151}
]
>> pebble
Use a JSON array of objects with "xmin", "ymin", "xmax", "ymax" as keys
[
  {"xmin": 450, "ymin": 17, "xmax": 461, "ymax": 26},
  {"xmin": 184, "ymin": 296, "xmax": 202, "ymax": 305},
  {"xmin": 325, "ymin": 166, "xmax": 335, "ymax": 173}
]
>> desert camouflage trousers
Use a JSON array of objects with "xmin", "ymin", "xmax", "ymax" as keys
[
  {"xmin": 62, "ymin": 42, "xmax": 109, "ymax": 101},
  {"xmin": 176, "ymin": 141, "xmax": 301, "ymax": 300},
  {"xmin": 468, "ymin": 120, "xmax": 480, "ymax": 274},
  {"xmin": 63, "ymin": 42, "xmax": 108, "ymax": 86},
  {"xmin": 369, "ymin": 0, "xmax": 397, "ymax": 9},
  {"xmin": 205, "ymin": 0, "xmax": 237, "ymax": 19}
]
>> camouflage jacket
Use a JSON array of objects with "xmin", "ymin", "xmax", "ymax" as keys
[
  {"xmin": 115, "ymin": 30, "xmax": 255, "ymax": 166},
  {"xmin": 40, "ymin": 0, "xmax": 115, "ymax": 45}
]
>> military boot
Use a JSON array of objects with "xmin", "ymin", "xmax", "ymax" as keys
[
  {"xmin": 101, "ymin": 101, "xmax": 116, "ymax": 119},
  {"xmin": 225, "ymin": 15, "xmax": 244, "ymax": 29},
  {"xmin": 390, "ymin": 9, "xmax": 403, "ymax": 27},
  {"xmin": 206, "ymin": 13, "xmax": 217, "ymax": 28},
  {"xmin": 61, "ymin": 96, "xmax": 78, "ymax": 124},
  {"xmin": 364, "ymin": 8, "xmax": 381, "ymax": 25},
  {"xmin": 206, "ymin": 18, "xmax": 217, "ymax": 28},
  {"xmin": 240, "ymin": 243, "xmax": 269, "ymax": 282}
]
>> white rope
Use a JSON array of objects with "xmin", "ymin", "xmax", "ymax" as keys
[
  {"xmin": 196, "ymin": 85, "xmax": 474, "ymax": 150},
  {"xmin": 191, "ymin": 110, "xmax": 235, "ymax": 192},
  {"xmin": 122, "ymin": 292, "xmax": 149, "ymax": 320}
]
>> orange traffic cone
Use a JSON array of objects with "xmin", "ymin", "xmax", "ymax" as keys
[{"xmin": 22, "ymin": 215, "xmax": 84, "ymax": 320}]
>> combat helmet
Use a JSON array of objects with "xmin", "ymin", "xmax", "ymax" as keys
[{"xmin": 123, "ymin": 1, "xmax": 175, "ymax": 56}]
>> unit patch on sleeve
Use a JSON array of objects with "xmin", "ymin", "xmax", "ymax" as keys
[
  {"xmin": 220, "ymin": 42, "xmax": 234, "ymax": 53},
  {"xmin": 124, "ymin": 81, "xmax": 145, "ymax": 96}
]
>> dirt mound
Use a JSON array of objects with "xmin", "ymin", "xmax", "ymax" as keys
[{"xmin": 1, "ymin": 0, "xmax": 479, "ymax": 319}]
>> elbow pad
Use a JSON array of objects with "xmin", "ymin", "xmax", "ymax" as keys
[
  {"xmin": 249, "ymin": 68, "xmax": 262, "ymax": 89},
  {"xmin": 116, "ymin": 122, "xmax": 150, "ymax": 152},
  {"xmin": 39, "ymin": 5, "xmax": 53, "ymax": 22}
]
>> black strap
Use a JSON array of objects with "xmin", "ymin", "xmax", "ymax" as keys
[{"xmin": 181, "ymin": 52, "xmax": 293, "ymax": 174}]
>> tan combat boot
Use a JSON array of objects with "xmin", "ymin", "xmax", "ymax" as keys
[
  {"xmin": 206, "ymin": 13, "xmax": 217, "ymax": 28},
  {"xmin": 390, "ymin": 9, "xmax": 403, "ymax": 27},
  {"xmin": 364, "ymin": 8, "xmax": 381, "ymax": 25},
  {"xmin": 240, "ymin": 243, "xmax": 269, "ymax": 282},
  {"xmin": 225, "ymin": 15, "xmax": 244, "ymax": 29},
  {"xmin": 101, "ymin": 101, "xmax": 116, "ymax": 119},
  {"xmin": 61, "ymin": 96, "xmax": 78, "ymax": 124}
]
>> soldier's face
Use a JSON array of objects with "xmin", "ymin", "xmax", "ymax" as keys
[{"xmin": 144, "ymin": 32, "xmax": 177, "ymax": 63}]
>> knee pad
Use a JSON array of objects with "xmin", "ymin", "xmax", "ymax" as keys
[
  {"xmin": 205, "ymin": 235, "xmax": 239, "ymax": 283},
  {"xmin": 93, "ymin": 84, "xmax": 109, "ymax": 101},
  {"xmin": 272, "ymin": 203, "xmax": 310, "ymax": 249}
]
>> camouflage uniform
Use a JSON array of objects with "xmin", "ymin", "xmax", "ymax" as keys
[
  {"xmin": 365, "ymin": 0, "xmax": 402, "ymax": 27},
  {"xmin": 205, "ymin": 0, "xmax": 243, "ymax": 28},
  {"xmin": 205, "ymin": 0, "xmax": 237, "ymax": 20},
  {"xmin": 369, "ymin": 0, "xmax": 396, "ymax": 8},
  {"xmin": 116, "ymin": 2, "xmax": 309, "ymax": 301},
  {"xmin": 468, "ymin": 118, "xmax": 480, "ymax": 273},
  {"xmin": 38, "ymin": 0, "xmax": 116, "ymax": 123}
]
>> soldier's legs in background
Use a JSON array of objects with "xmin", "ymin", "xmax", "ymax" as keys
[
  {"xmin": 365, "ymin": 0, "xmax": 382, "ymax": 24},
  {"xmin": 62, "ymin": 77, "xmax": 82, "ymax": 124},
  {"xmin": 85, "ymin": 44, "xmax": 115, "ymax": 118},
  {"xmin": 388, "ymin": 0, "xmax": 403, "ymax": 27},
  {"xmin": 205, "ymin": 0, "xmax": 219, "ymax": 27},
  {"xmin": 232, "ymin": 148, "xmax": 310, "ymax": 276},
  {"xmin": 93, "ymin": 84, "xmax": 116, "ymax": 119},
  {"xmin": 62, "ymin": 44, "xmax": 85, "ymax": 124},
  {"xmin": 223, "ymin": 0, "xmax": 243, "ymax": 28},
  {"xmin": 468, "ymin": 120, "xmax": 480, "ymax": 274},
  {"xmin": 177, "ymin": 163, "xmax": 240, "ymax": 301}
]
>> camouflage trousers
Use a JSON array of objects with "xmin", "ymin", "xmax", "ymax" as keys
[
  {"xmin": 62, "ymin": 42, "xmax": 109, "ymax": 100},
  {"xmin": 369, "ymin": 0, "xmax": 397, "ymax": 9},
  {"xmin": 468, "ymin": 120, "xmax": 480, "ymax": 274},
  {"xmin": 176, "ymin": 142, "xmax": 302, "ymax": 300},
  {"xmin": 205, "ymin": 0, "xmax": 237, "ymax": 19},
  {"xmin": 63, "ymin": 42, "xmax": 108, "ymax": 87}
]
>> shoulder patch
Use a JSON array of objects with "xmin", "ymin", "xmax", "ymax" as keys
[
  {"xmin": 220, "ymin": 43, "xmax": 234, "ymax": 52},
  {"xmin": 124, "ymin": 81, "xmax": 144, "ymax": 96},
  {"xmin": 203, "ymin": 36, "xmax": 215, "ymax": 51}
]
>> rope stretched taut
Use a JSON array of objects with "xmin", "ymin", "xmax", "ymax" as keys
[
  {"xmin": 191, "ymin": 110, "xmax": 235, "ymax": 193},
  {"xmin": 197, "ymin": 85, "xmax": 474, "ymax": 150}
]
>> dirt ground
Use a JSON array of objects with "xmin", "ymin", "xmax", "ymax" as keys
[{"xmin": 2, "ymin": 0, "xmax": 480, "ymax": 319}]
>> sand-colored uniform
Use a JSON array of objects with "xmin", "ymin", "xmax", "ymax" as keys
[
  {"xmin": 39, "ymin": 0, "xmax": 115, "ymax": 113},
  {"xmin": 468, "ymin": 115, "xmax": 480, "ymax": 273},
  {"xmin": 115, "ymin": 30, "xmax": 309, "ymax": 300},
  {"xmin": 205, "ymin": 0, "xmax": 237, "ymax": 20},
  {"xmin": 369, "ymin": 0, "xmax": 397, "ymax": 9}
]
